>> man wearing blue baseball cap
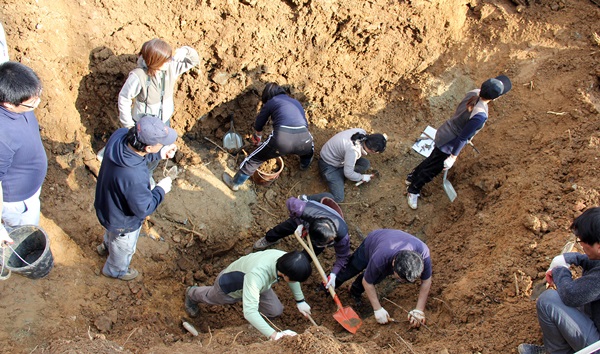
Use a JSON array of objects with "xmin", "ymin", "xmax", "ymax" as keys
[
  {"xmin": 406, "ymin": 75, "xmax": 512, "ymax": 209},
  {"xmin": 94, "ymin": 115, "xmax": 178, "ymax": 280}
]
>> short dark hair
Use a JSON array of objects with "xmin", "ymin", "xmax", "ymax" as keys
[
  {"xmin": 261, "ymin": 82, "xmax": 287, "ymax": 103},
  {"xmin": 571, "ymin": 207, "xmax": 600, "ymax": 245},
  {"xmin": 276, "ymin": 251, "xmax": 312, "ymax": 282},
  {"xmin": 393, "ymin": 251, "xmax": 423, "ymax": 283},
  {"xmin": 125, "ymin": 126, "xmax": 150, "ymax": 152},
  {"xmin": 308, "ymin": 218, "xmax": 337, "ymax": 248},
  {"xmin": 365, "ymin": 133, "xmax": 387, "ymax": 153},
  {"xmin": 0, "ymin": 62, "xmax": 42, "ymax": 105}
]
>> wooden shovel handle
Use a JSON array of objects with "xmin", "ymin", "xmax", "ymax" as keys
[{"xmin": 293, "ymin": 230, "xmax": 338, "ymax": 303}]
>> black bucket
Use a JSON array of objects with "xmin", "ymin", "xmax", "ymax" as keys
[{"xmin": 1, "ymin": 225, "xmax": 54, "ymax": 279}]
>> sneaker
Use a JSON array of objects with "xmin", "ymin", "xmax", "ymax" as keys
[
  {"xmin": 407, "ymin": 193, "xmax": 419, "ymax": 209},
  {"xmin": 119, "ymin": 268, "xmax": 139, "ymax": 281},
  {"xmin": 222, "ymin": 172, "xmax": 239, "ymax": 191},
  {"xmin": 185, "ymin": 286, "xmax": 200, "ymax": 318},
  {"xmin": 253, "ymin": 237, "xmax": 280, "ymax": 250},
  {"xmin": 299, "ymin": 157, "xmax": 313, "ymax": 171},
  {"xmin": 517, "ymin": 344, "xmax": 546, "ymax": 354},
  {"xmin": 97, "ymin": 243, "xmax": 108, "ymax": 257},
  {"xmin": 405, "ymin": 173, "xmax": 413, "ymax": 186}
]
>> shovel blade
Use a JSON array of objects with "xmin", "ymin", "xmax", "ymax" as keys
[
  {"xmin": 443, "ymin": 170, "xmax": 457, "ymax": 202},
  {"xmin": 333, "ymin": 306, "xmax": 362, "ymax": 334},
  {"xmin": 223, "ymin": 132, "xmax": 243, "ymax": 150}
]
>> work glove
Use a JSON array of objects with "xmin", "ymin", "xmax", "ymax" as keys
[
  {"xmin": 294, "ymin": 224, "xmax": 304, "ymax": 238},
  {"xmin": 548, "ymin": 254, "xmax": 569, "ymax": 271},
  {"xmin": 408, "ymin": 309, "xmax": 426, "ymax": 328},
  {"xmin": 156, "ymin": 177, "xmax": 173, "ymax": 194},
  {"xmin": 251, "ymin": 132, "xmax": 262, "ymax": 146},
  {"xmin": 296, "ymin": 301, "xmax": 311, "ymax": 317},
  {"xmin": 272, "ymin": 329, "xmax": 297, "ymax": 340},
  {"xmin": 160, "ymin": 144, "xmax": 177, "ymax": 159},
  {"xmin": 172, "ymin": 47, "xmax": 187, "ymax": 62},
  {"xmin": 0, "ymin": 224, "xmax": 13, "ymax": 245},
  {"xmin": 374, "ymin": 307, "xmax": 390, "ymax": 324},
  {"xmin": 325, "ymin": 273, "xmax": 337, "ymax": 290},
  {"xmin": 443, "ymin": 155, "xmax": 457, "ymax": 170},
  {"xmin": 361, "ymin": 174, "xmax": 373, "ymax": 183}
]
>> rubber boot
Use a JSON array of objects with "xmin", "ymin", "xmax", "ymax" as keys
[{"xmin": 223, "ymin": 171, "xmax": 250, "ymax": 191}]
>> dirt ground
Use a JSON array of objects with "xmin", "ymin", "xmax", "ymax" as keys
[{"xmin": 1, "ymin": 0, "xmax": 600, "ymax": 353}]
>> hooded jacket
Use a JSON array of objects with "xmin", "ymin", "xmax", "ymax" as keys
[{"xmin": 94, "ymin": 128, "xmax": 165, "ymax": 233}]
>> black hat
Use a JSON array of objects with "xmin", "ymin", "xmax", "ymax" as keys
[{"xmin": 479, "ymin": 75, "xmax": 512, "ymax": 100}]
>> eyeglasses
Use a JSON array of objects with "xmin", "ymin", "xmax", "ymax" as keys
[{"xmin": 19, "ymin": 96, "xmax": 41, "ymax": 109}]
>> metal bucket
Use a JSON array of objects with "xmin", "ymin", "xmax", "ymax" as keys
[
  {"xmin": 252, "ymin": 157, "xmax": 284, "ymax": 186},
  {"xmin": 1, "ymin": 225, "xmax": 54, "ymax": 279}
]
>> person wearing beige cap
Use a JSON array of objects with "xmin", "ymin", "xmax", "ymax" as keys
[
  {"xmin": 406, "ymin": 75, "xmax": 512, "ymax": 209},
  {"xmin": 94, "ymin": 115, "xmax": 178, "ymax": 280}
]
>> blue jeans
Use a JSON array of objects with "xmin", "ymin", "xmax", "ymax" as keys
[
  {"xmin": 537, "ymin": 289, "xmax": 600, "ymax": 353},
  {"xmin": 318, "ymin": 158, "xmax": 370, "ymax": 202},
  {"xmin": 2, "ymin": 187, "xmax": 42, "ymax": 229},
  {"xmin": 102, "ymin": 227, "xmax": 142, "ymax": 278}
]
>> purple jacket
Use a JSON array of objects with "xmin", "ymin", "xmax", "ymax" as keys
[{"xmin": 286, "ymin": 197, "xmax": 350, "ymax": 274}]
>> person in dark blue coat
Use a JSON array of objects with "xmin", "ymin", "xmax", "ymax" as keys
[
  {"xmin": 95, "ymin": 115, "xmax": 177, "ymax": 281},
  {"xmin": 223, "ymin": 83, "xmax": 314, "ymax": 191}
]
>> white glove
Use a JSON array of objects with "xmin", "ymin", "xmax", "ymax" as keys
[
  {"xmin": 408, "ymin": 309, "xmax": 426, "ymax": 327},
  {"xmin": 361, "ymin": 174, "xmax": 372, "ymax": 183},
  {"xmin": 548, "ymin": 254, "xmax": 569, "ymax": 271},
  {"xmin": 160, "ymin": 144, "xmax": 177, "ymax": 159},
  {"xmin": 272, "ymin": 329, "xmax": 297, "ymax": 340},
  {"xmin": 0, "ymin": 224, "xmax": 13, "ymax": 245},
  {"xmin": 156, "ymin": 177, "xmax": 172, "ymax": 194},
  {"xmin": 325, "ymin": 273, "xmax": 337, "ymax": 290},
  {"xmin": 374, "ymin": 307, "xmax": 390, "ymax": 324},
  {"xmin": 296, "ymin": 301, "xmax": 311, "ymax": 317},
  {"xmin": 172, "ymin": 47, "xmax": 187, "ymax": 62},
  {"xmin": 294, "ymin": 224, "xmax": 304, "ymax": 238},
  {"xmin": 443, "ymin": 155, "xmax": 456, "ymax": 170}
]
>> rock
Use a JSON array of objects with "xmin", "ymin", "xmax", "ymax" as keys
[
  {"xmin": 94, "ymin": 316, "xmax": 112, "ymax": 332},
  {"xmin": 211, "ymin": 72, "xmax": 230, "ymax": 85}
]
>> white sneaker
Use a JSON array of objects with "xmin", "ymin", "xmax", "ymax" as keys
[
  {"xmin": 253, "ymin": 237, "xmax": 280, "ymax": 250},
  {"xmin": 407, "ymin": 193, "xmax": 419, "ymax": 209}
]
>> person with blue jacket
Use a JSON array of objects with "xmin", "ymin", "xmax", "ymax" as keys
[
  {"xmin": 406, "ymin": 75, "xmax": 512, "ymax": 209},
  {"xmin": 223, "ymin": 82, "xmax": 314, "ymax": 191},
  {"xmin": 95, "ymin": 115, "xmax": 177, "ymax": 281}
]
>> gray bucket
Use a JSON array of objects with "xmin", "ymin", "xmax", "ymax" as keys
[{"xmin": 1, "ymin": 225, "xmax": 54, "ymax": 279}]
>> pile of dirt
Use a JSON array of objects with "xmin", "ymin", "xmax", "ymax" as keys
[{"xmin": 1, "ymin": 0, "xmax": 599, "ymax": 353}]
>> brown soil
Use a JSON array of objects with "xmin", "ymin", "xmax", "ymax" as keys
[
  {"xmin": 257, "ymin": 157, "xmax": 283, "ymax": 174},
  {"xmin": 1, "ymin": 1, "xmax": 600, "ymax": 353}
]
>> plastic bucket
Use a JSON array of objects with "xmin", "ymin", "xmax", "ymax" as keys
[
  {"xmin": 2, "ymin": 225, "xmax": 54, "ymax": 279},
  {"xmin": 252, "ymin": 157, "xmax": 284, "ymax": 186}
]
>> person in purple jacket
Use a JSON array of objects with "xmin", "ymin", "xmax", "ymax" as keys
[
  {"xmin": 253, "ymin": 194, "xmax": 350, "ymax": 290},
  {"xmin": 406, "ymin": 75, "xmax": 512, "ymax": 209},
  {"xmin": 223, "ymin": 82, "xmax": 314, "ymax": 191},
  {"xmin": 518, "ymin": 208, "xmax": 600, "ymax": 354},
  {"xmin": 335, "ymin": 229, "xmax": 433, "ymax": 328},
  {"xmin": 0, "ymin": 62, "xmax": 47, "ymax": 244}
]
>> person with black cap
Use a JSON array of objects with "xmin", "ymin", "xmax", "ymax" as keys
[
  {"xmin": 94, "ymin": 115, "xmax": 178, "ymax": 281},
  {"xmin": 406, "ymin": 75, "xmax": 512, "ymax": 209},
  {"xmin": 184, "ymin": 250, "xmax": 312, "ymax": 341},
  {"xmin": 318, "ymin": 128, "xmax": 387, "ymax": 202},
  {"xmin": 223, "ymin": 82, "xmax": 314, "ymax": 191}
]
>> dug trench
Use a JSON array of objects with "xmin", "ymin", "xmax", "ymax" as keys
[{"xmin": 1, "ymin": 0, "xmax": 600, "ymax": 353}]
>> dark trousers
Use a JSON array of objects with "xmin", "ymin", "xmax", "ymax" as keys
[
  {"xmin": 407, "ymin": 147, "xmax": 449, "ymax": 194},
  {"xmin": 318, "ymin": 157, "xmax": 370, "ymax": 202},
  {"xmin": 334, "ymin": 242, "xmax": 369, "ymax": 296},
  {"xmin": 265, "ymin": 218, "xmax": 326, "ymax": 262}
]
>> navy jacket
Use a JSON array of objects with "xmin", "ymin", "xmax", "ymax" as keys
[{"xmin": 94, "ymin": 128, "xmax": 165, "ymax": 233}]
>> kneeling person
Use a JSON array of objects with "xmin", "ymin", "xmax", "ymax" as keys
[{"xmin": 184, "ymin": 250, "xmax": 312, "ymax": 340}]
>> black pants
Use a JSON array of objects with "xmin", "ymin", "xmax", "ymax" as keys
[
  {"xmin": 265, "ymin": 218, "xmax": 326, "ymax": 262},
  {"xmin": 334, "ymin": 242, "xmax": 369, "ymax": 296},
  {"xmin": 407, "ymin": 147, "xmax": 449, "ymax": 194},
  {"xmin": 240, "ymin": 127, "xmax": 313, "ymax": 176}
]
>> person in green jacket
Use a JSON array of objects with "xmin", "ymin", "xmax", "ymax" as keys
[{"xmin": 184, "ymin": 250, "xmax": 312, "ymax": 340}]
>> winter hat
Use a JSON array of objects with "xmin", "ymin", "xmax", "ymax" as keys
[
  {"xmin": 479, "ymin": 75, "xmax": 512, "ymax": 100},
  {"xmin": 136, "ymin": 115, "xmax": 177, "ymax": 146}
]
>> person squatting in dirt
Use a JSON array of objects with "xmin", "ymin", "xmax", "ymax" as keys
[
  {"xmin": 184, "ymin": 250, "xmax": 313, "ymax": 340},
  {"xmin": 118, "ymin": 38, "xmax": 199, "ymax": 180},
  {"xmin": 518, "ymin": 207, "xmax": 600, "ymax": 354},
  {"xmin": 253, "ymin": 194, "xmax": 350, "ymax": 290},
  {"xmin": 406, "ymin": 75, "xmax": 512, "ymax": 210},
  {"xmin": 94, "ymin": 115, "xmax": 178, "ymax": 281},
  {"xmin": 318, "ymin": 128, "xmax": 387, "ymax": 202},
  {"xmin": 222, "ymin": 82, "xmax": 314, "ymax": 191},
  {"xmin": 334, "ymin": 229, "xmax": 432, "ymax": 328},
  {"xmin": 0, "ymin": 62, "xmax": 47, "ymax": 245}
]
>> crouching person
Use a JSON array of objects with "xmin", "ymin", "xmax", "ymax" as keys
[
  {"xmin": 184, "ymin": 250, "xmax": 313, "ymax": 340},
  {"xmin": 335, "ymin": 229, "xmax": 432, "ymax": 328}
]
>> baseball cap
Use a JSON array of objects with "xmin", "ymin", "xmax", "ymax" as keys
[
  {"xmin": 136, "ymin": 115, "xmax": 178, "ymax": 146},
  {"xmin": 479, "ymin": 75, "xmax": 512, "ymax": 100}
]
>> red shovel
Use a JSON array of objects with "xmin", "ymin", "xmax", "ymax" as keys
[{"xmin": 293, "ymin": 228, "xmax": 363, "ymax": 334}]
